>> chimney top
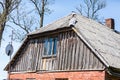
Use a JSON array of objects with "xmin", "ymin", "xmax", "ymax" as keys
[{"xmin": 105, "ymin": 18, "xmax": 115, "ymax": 29}]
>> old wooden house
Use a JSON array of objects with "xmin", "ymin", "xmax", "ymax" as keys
[{"xmin": 5, "ymin": 13, "xmax": 120, "ymax": 80}]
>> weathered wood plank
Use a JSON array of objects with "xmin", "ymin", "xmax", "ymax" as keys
[
  {"xmin": 11, "ymin": 30, "xmax": 105, "ymax": 72},
  {"xmin": 64, "ymin": 31, "xmax": 69, "ymax": 70}
]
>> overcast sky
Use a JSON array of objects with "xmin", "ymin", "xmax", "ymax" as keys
[{"xmin": 0, "ymin": 0, "xmax": 120, "ymax": 79}]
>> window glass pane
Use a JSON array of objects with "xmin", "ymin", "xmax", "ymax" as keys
[
  {"xmin": 53, "ymin": 38, "xmax": 57, "ymax": 55},
  {"xmin": 48, "ymin": 38, "xmax": 53, "ymax": 55},
  {"xmin": 44, "ymin": 39, "xmax": 48, "ymax": 55}
]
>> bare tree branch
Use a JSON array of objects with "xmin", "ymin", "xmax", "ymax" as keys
[
  {"xmin": 8, "ymin": 4, "xmax": 36, "ymax": 42},
  {"xmin": 0, "ymin": 1, "xmax": 4, "ymax": 11},
  {"xmin": 30, "ymin": 0, "xmax": 42, "ymax": 17},
  {"xmin": 76, "ymin": 4, "xmax": 83, "ymax": 15},
  {"xmin": 6, "ymin": 0, "xmax": 54, "ymax": 42},
  {"xmin": 0, "ymin": 0, "xmax": 21, "ymax": 45},
  {"xmin": 76, "ymin": 0, "xmax": 106, "ymax": 21},
  {"xmin": 30, "ymin": 0, "xmax": 54, "ymax": 28}
]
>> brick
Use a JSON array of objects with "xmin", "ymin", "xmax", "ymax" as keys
[{"xmin": 9, "ymin": 71, "xmax": 106, "ymax": 80}]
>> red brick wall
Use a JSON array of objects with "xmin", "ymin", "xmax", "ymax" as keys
[{"xmin": 9, "ymin": 71, "xmax": 105, "ymax": 80}]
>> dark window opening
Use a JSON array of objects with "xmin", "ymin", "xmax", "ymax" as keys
[
  {"xmin": 10, "ymin": 79, "xmax": 22, "ymax": 80},
  {"xmin": 43, "ymin": 37, "xmax": 57, "ymax": 56},
  {"xmin": 26, "ymin": 78, "xmax": 36, "ymax": 80},
  {"xmin": 55, "ymin": 78, "xmax": 68, "ymax": 80}
]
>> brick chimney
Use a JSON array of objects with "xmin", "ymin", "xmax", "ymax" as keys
[{"xmin": 105, "ymin": 18, "xmax": 115, "ymax": 29}]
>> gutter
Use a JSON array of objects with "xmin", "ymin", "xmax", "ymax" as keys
[{"xmin": 107, "ymin": 67, "xmax": 120, "ymax": 77}]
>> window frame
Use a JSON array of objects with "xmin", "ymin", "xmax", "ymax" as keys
[
  {"xmin": 55, "ymin": 78, "xmax": 68, "ymax": 80},
  {"xmin": 42, "ymin": 36, "xmax": 58, "ymax": 58}
]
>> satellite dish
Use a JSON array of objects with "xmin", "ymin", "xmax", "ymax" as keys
[{"xmin": 5, "ymin": 43, "xmax": 14, "ymax": 56}]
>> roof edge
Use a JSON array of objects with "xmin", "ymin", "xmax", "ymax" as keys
[
  {"xmin": 72, "ymin": 26, "xmax": 110, "ymax": 68},
  {"xmin": 4, "ymin": 36, "xmax": 28, "ymax": 71}
]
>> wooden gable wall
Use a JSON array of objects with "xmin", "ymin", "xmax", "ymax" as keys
[{"xmin": 11, "ymin": 29, "xmax": 105, "ymax": 72}]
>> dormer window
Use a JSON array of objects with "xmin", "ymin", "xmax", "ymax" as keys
[{"xmin": 43, "ymin": 37, "xmax": 57, "ymax": 57}]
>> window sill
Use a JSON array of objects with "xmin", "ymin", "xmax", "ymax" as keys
[{"xmin": 42, "ymin": 54, "xmax": 57, "ymax": 59}]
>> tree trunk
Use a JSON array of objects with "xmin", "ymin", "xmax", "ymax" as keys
[
  {"xmin": 0, "ymin": 23, "xmax": 5, "ymax": 45},
  {"xmin": 40, "ymin": 0, "xmax": 45, "ymax": 28},
  {"xmin": 0, "ymin": 12, "xmax": 7, "ymax": 45}
]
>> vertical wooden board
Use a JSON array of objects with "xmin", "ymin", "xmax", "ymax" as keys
[
  {"xmin": 73, "ymin": 36, "xmax": 78, "ymax": 69},
  {"xmin": 46, "ymin": 59, "xmax": 49, "ymax": 70},
  {"xmin": 89, "ymin": 49, "xmax": 92, "ymax": 69},
  {"xmin": 31, "ymin": 43, "xmax": 34, "ymax": 70},
  {"xmin": 23, "ymin": 53, "xmax": 27, "ymax": 71},
  {"xmin": 48, "ymin": 59, "xmax": 50, "ymax": 70},
  {"xmin": 65, "ymin": 31, "xmax": 71, "ymax": 70},
  {"xmin": 15, "ymin": 62, "xmax": 18, "ymax": 71},
  {"xmin": 50, "ymin": 58, "xmax": 54, "ymax": 70},
  {"xmin": 40, "ymin": 40, "xmax": 44, "ymax": 70},
  {"xmin": 57, "ymin": 33, "xmax": 61, "ymax": 70},
  {"xmin": 33, "ymin": 40, "xmax": 37, "ymax": 70},
  {"xmin": 59, "ymin": 33, "xmax": 64, "ymax": 70},
  {"xmin": 37, "ymin": 38, "xmax": 43, "ymax": 70},
  {"xmin": 22, "ymin": 46, "xmax": 27, "ymax": 71},
  {"xmin": 78, "ymin": 40, "xmax": 84, "ymax": 69},
  {"xmin": 17, "ymin": 55, "xmax": 21, "ymax": 71},
  {"xmin": 61, "ymin": 32, "xmax": 66, "ymax": 70},
  {"xmin": 91, "ymin": 51, "xmax": 96, "ymax": 69},
  {"xmin": 20, "ymin": 55, "xmax": 23, "ymax": 71},
  {"xmin": 85, "ymin": 48, "xmax": 90, "ymax": 69},
  {"xmin": 27, "ymin": 42, "xmax": 34, "ymax": 71},
  {"xmin": 49, "ymin": 58, "xmax": 54, "ymax": 71},
  {"xmin": 34, "ymin": 40, "xmax": 40, "ymax": 70},
  {"xmin": 55, "ymin": 36, "xmax": 60, "ymax": 70},
  {"xmin": 53, "ymin": 59, "xmax": 57, "ymax": 70},
  {"xmin": 42, "ymin": 59, "xmax": 46, "ymax": 70},
  {"xmin": 67, "ymin": 32, "xmax": 73, "ymax": 70},
  {"xmin": 84, "ymin": 44, "xmax": 88, "ymax": 69},
  {"xmin": 25, "ymin": 47, "xmax": 29, "ymax": 71},
  {"xmin": 64, "ymin": 31, "xmax": 69, "ymax": 70},
  {"xmin": 17, "ymin": 57, "xmax": 20, "ymax": 71},
  {"xmin": 75, "ymin": 37, "xmax": 81, "ymax": 69},
  {"xmin": 24, "ymin": 44, "xmax": 28, "ymax": 71},
  {"xmin": 65, "ymin": 32, "xmax": 70, "ymax": 70},
  {"xmin": 22, "ymin": 52, "xmax": 25, "ymax": 71},
  {"xmin": 93, "ymin": 52, "xmax": 101, "ymax": 69},
  {"xmin": 100, "ymin": 60, "xmax": 105, "ymax": 69},
  {"xmin": 61, "ymin": 33, "xmax": 65, "ymax": 70},
  {"xmin": 82, "ymin": 44, "xmax": 85, "ymax": 69},
  {"xmin": 30, "ymin": 40, "xmax": 36, "ymax": 71},
  {"xmin": 73, "ymin": 34, "xmax": 77, "ymax": 69},
  {"xmin": 33, "ymin": 39, "xmax": 39, "ymax": 71},
  {"xmin": 93, "ymin": 54, "xmax": 98, "ymax": 69},
  {"xmin": 38, "ymin": 38, "xmax": 44, "ymax": 70},
  {"xmin": 18, "ymin": 59, "xmax": 21, "ymax": 71},
  {"xmin": 71, "ymin": 32, "xmax": 76, "ymax": 70},
  {"xmin": 32, "ymin": 41, "xmax": 35, "ymax": 70},
  {"xmin": 37, "ymin": 39, "xmax": 42, "ymax": 70}
]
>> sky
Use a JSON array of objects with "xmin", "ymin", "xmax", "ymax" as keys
[{"xmin": 0, "ymin": 0, "xmax": 120, "ymax": 79}]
